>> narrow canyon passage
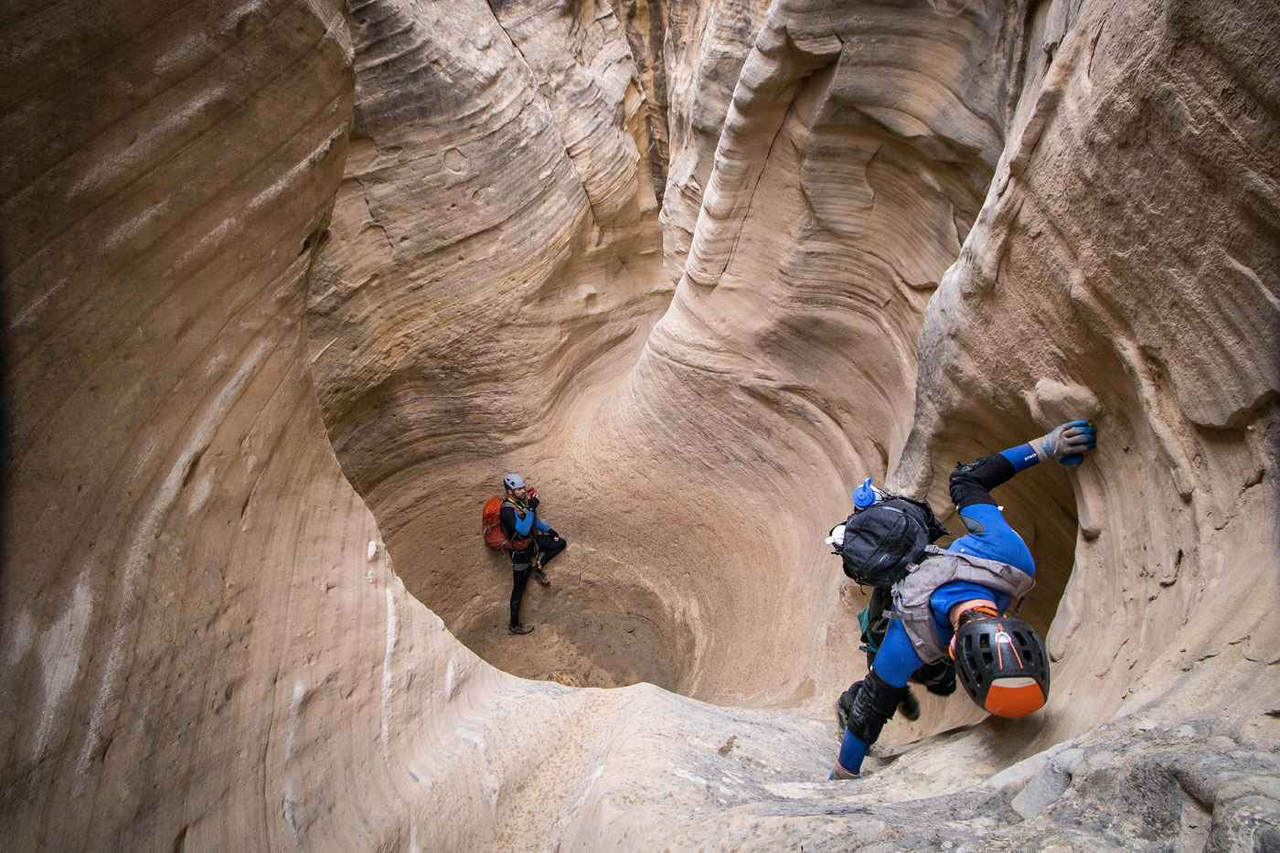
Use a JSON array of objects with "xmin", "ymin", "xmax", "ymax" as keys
[
  {"xmin": 3, "ymin": 0, "xmax": 1277, "ymax": 850},
  {"xmin": 304, "ymin": 0, "xmax": 1085, "ymax": 715}
]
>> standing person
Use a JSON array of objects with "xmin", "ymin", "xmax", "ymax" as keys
[
  {"xmin": 829, "ymin": 420, "xmax": 1097, "ymax": 779},
  {"xmin": 499, "ymin": 472, "xmax": 567, "ymax": 635}
]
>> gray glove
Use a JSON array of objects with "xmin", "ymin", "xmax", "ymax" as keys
[{"xmin": 1032, "ymin": 419, "xmax": 1097, "ymax": 466}]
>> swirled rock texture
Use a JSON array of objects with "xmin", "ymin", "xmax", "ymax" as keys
[{"xmin": 2, "ymin": 0, "xmax": 1278, "ymax": 850}]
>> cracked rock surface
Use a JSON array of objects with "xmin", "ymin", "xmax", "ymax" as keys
[{"xmin": 2, "ymin": 0, "xmax": 1277, "ymax": 850}]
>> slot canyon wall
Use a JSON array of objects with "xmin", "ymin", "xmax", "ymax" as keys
[{"xmin": 2, "ymin": 0, "xmax": 1277, "ymax": 851}]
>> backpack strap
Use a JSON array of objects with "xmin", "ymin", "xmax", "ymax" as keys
[{"xmin": 501, "ymin": 499, "xmax": 534, "ymax": 551}]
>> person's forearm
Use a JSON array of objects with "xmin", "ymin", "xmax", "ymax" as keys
[
  {"xmin": 951, "ymin": 421, "xmax": 1097, "ymax": 508},
  {"xmin": 998, "ymin": 443, "xmax": 1041, "ymax": 472},
  {"xmin": 949, "ymin": 453, "xmax": 1018, "ymax": 509}
]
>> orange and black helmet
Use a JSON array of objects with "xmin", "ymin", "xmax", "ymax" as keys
[{"xmin": 951, "ymin": 609, "xmax": 1049, "ymax": 718}]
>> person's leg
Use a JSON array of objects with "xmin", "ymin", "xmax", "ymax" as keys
[
  {"xmin": 948, "ymin": 455, "xmax": 1035, "ymax": 573},
  {"xmin": 531, "ymin": 534, "xmax": 565, "ymax": 585},
  {"xmin": 949, "ymin": 504, "xmax": 1034, "ymax": 574},
  {"xmin": 913, "ymin": 657, "xmax": 957, "ymax": 696},
  {"xmin": 835, "ymin": 621, "xmax": 921, "ymax": 776},
  {"xmin": 898, "ymin": 687, "xmax": 920, "ymax": 721},
  {"xmin": 836, "ymin": 681, "xmax": 861, "ymax": 736},
  {"xmin": 536, "ymin": 534, "xmax": 566, "ymax": 566},
  {"xmin": 510, "ymin": 566, "xmax": 532, "ymax": 630},
  {"xmin": 856, "ymin": 587, "xmax": 917, "ymax": 719},
  {"xmin": 837, "ymin": 668, "xmax": 906, "ymax": 776}
]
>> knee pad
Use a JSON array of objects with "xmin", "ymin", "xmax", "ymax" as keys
[
  {"xmin": 847, "ymin": 670, "xmax": 907, "ymax": 747},
  {"xmin": 836, "ymin": 681, "xmax": 860, "ymax": 733}
]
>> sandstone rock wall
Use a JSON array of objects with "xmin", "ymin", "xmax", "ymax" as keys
[
  {"xmin": 619, "ymin": 0, "xmax": 1023, "ymax": 710},
  {"xmin": 0, "ymin": 2, "xmax": 533, "ymax": 848},
  {"xmin": 894, "ymin": 0, "xmax": 1280, "ymax": 748},
  {"xmin": 309, "ymin": 0, "xmax": 1040, "ymax": 710},
  {"xmin": 305, "ymin": 0, "xmax": 686, "ymax": 690},
  {"xmin": 2, "ymin": 0, "xmax": 1277, "ymax": 850},
  {"xmin": 1, "ymin": 1, "xmax": 364, "ymax": 846}
]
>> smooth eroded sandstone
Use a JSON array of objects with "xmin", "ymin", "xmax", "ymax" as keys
[{"xmin": 2, "ymin": 0, "xmax": 1277, "ymax": 850}]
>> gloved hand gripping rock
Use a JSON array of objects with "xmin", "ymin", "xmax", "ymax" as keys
[{"xmin": 1033, "ymin": 420, "xmax": 1097, "ymax": 466}]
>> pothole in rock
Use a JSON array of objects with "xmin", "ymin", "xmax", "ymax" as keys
[{"xmin": 453, "ymin": 574, "xmax": 696, "ymax": 691}]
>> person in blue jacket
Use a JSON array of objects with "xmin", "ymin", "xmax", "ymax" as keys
[
  {"xmin": 832, "ymin": 419, "xmax": 1097, "ymax": 779},
  {"xmin": 499, "ymin": 472, "xmax": 566, "ymax": 635}
]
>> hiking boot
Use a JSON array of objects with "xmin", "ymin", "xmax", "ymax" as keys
[
  {"xmin": 899, "ymin": 688, "xmax": 920, "ymax": 721},
  {"xmin": 508, "ymin": 623, "xmax": 534, "ymax": 635},
  {"xmin": 533, "ymin": 568, "xmax": 550, "ymax": 587}
]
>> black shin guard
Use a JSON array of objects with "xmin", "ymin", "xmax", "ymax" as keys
[
  {"xmin": 949, "ymin": 453, "xmax": 1017, "ymax": 510},
  {"xmin": 837, "ymin": 681, "xmax": 861, "ymax": 733},
  {"xmin": 847, "ymin": 670, "xmax": 908, "ymax": 747}
]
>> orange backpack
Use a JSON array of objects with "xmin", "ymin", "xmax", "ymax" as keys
[{"xmin": 482, "ymin": 497, "xmax": 529, "ymax": 551}]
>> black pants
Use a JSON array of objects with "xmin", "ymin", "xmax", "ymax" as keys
[{"xmin": 509, "ymin": 535, "xmax": 567, "ymax": 627}]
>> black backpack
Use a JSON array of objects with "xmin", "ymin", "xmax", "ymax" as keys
[{"xmin": 840, "ymin": 498, "xmax": 945, "ymax": 588}]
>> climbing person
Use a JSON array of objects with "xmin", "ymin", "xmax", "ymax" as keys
[
  {"xmin": 827, "ymin": 420, "xmax": 1097, "ymax": 780},
  {"xmin": 826, "ymin": 509, "xmax": 951, "ymax": 724},
  {"xmin": 499, "ymin": 472, "xmax": 567, "ymax": 635}
]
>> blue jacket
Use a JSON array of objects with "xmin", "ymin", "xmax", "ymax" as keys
[{"xmin": 499, "ymin": 500, "xmax": 551, "ymax": 540}]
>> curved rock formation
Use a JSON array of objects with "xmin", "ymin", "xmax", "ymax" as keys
[
  {"xmin": 2, "ymin": 0, "xmax": 1277, "ymax": 850},
  {"xmin": 896, "ymin": 0, "xmax": 1280, "ymax": 752}
]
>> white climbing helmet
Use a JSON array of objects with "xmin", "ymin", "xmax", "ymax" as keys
[{"xmin": 503, "ymin": 472, "xmax": 525, "ymax": 491}]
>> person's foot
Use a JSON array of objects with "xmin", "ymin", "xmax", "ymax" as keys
[
  {"xmin": 899, "ymin": 688, "xmax": 920, "ymax": 721},
  {"xmin": 829, "ymin": 763, "xmax": 860, "ymax": 781},
  {"xmin": 533, "ymin": 568, "xmax": 550, "ymax": 586},
  {"xmin": 509, "ymin": 623, "xmax": 534, "ymax": 635}
]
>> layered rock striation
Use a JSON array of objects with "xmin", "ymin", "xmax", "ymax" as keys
[{"xmin": 2, "ymin": 0, "xmax": 1277, "ymax": 850}]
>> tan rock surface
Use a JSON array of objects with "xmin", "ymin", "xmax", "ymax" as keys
[{"xmin": 2, "ymin": 0, "xmax": 1278, "ymax": 850}]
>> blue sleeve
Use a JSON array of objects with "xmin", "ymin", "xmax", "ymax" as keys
[
  {"xmin": 512, "ymin": 508, "xmax": 535, "ymax": 537},
  {"xmin": 534, "ymin": 515, "xmax": 551, "ymax": 533},
  {"xmin": 998, "ymin": 443, "xmax": 1040, "ymax": 473},
  {"xmin": 837, "ymin": 622, "xmax": 922, "ymax": 775}
]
